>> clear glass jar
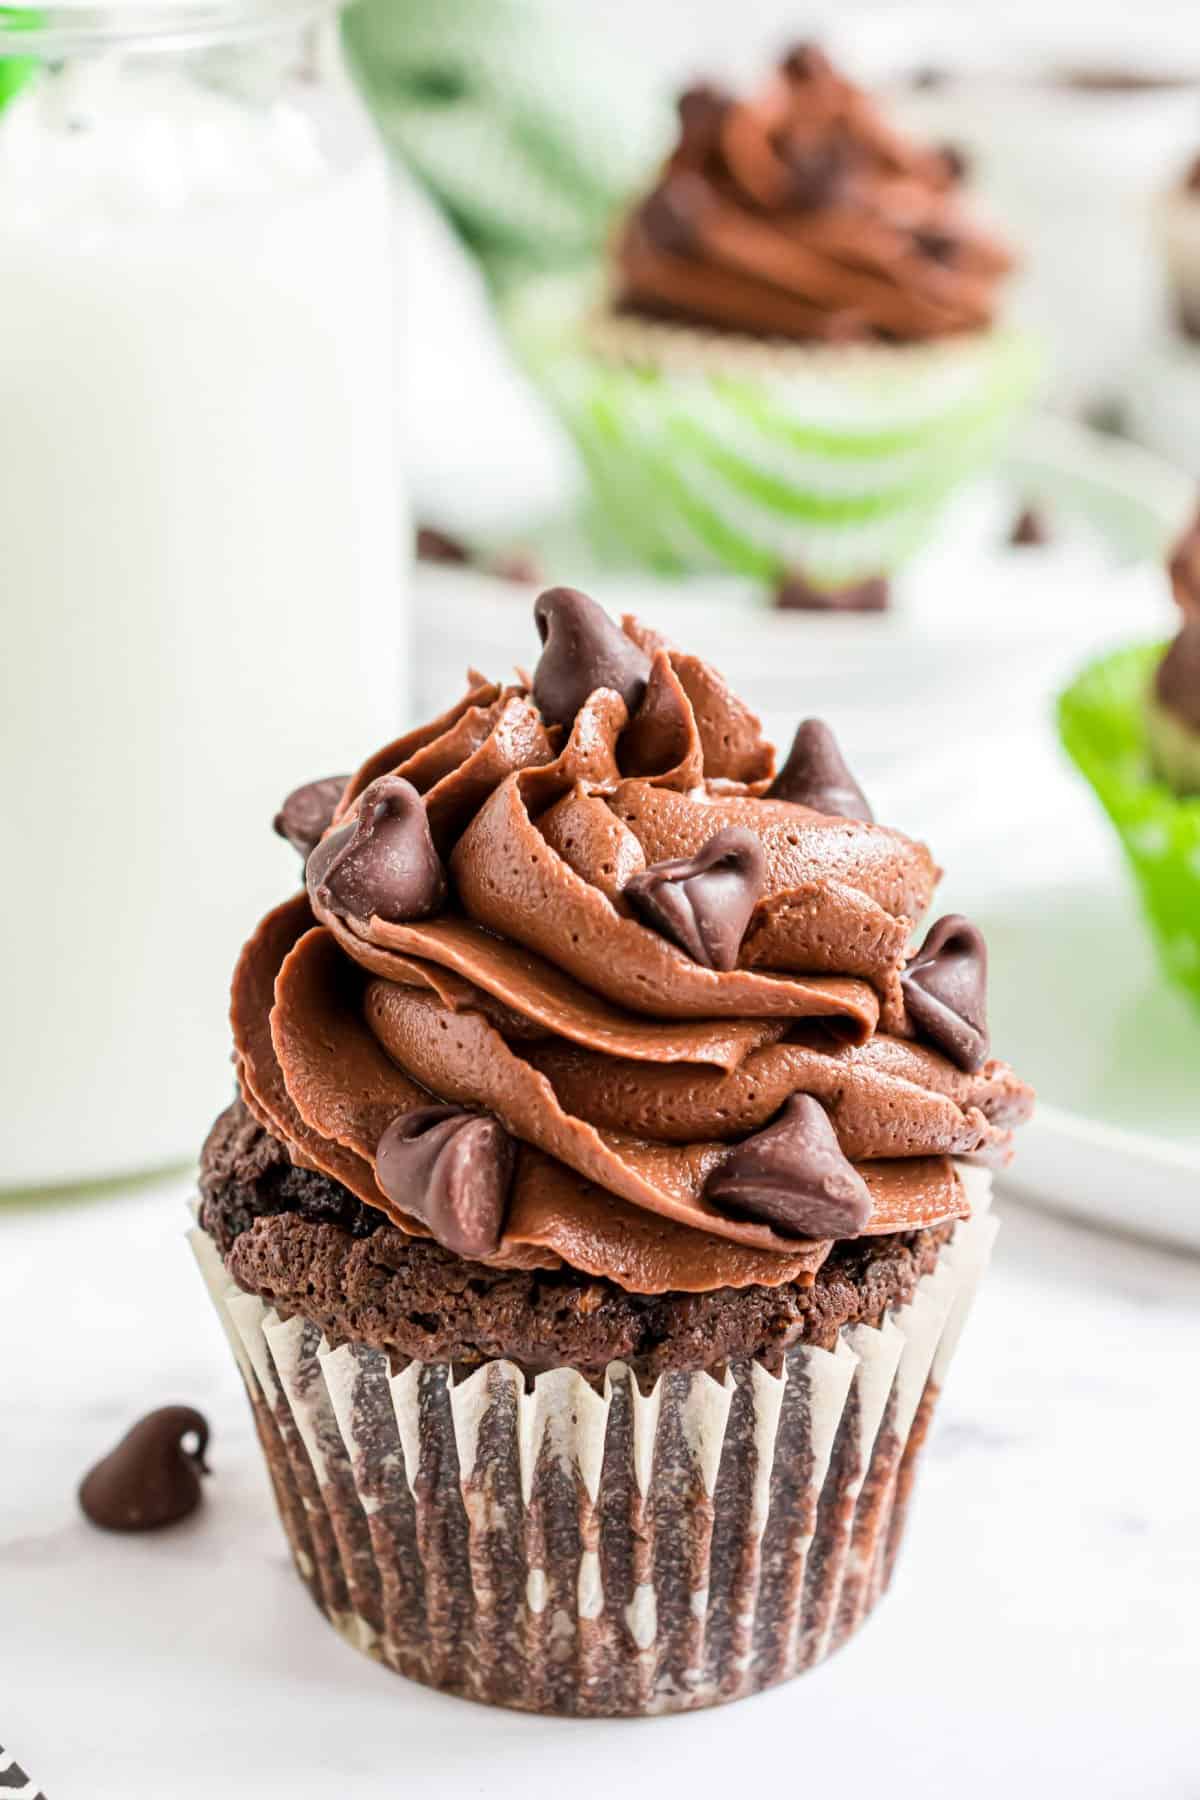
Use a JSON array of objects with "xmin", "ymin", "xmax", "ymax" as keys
[{"xmin": 0, "ymin": 3, "xmax": 405, "ymax": 1185}]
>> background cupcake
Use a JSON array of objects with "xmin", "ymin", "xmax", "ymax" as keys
[
  {"xmin": 1059, "ymin": 512, "xmax": 1200, "ymax": 1012},
  {"xmin": 512, "ymin": 46, "xmax": 1038, "ymax": 594},
  {"xmin": 193, "ymin": 589, "xmax": 1032, "ymax": 1715}
]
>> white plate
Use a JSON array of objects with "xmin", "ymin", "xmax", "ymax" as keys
[{"xmin": 970, "ymin": 869, "xmax": 1200, "ymax": 1251}]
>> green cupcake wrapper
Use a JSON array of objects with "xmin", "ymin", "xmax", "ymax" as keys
[
  {"xmin": 508, "ymin": 277, "xmax": 1040, "ymax": 581},
  {"xmin": 1059, "ymin": 643, "xmax": 1200, "ymax": 1012},
  {"xmin": 343, "ymin": 0, "xmax": 668, "ymax": 277}
]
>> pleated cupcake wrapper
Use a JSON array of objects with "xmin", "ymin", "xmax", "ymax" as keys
[
  {"xmin": 508, "ymin": 276, "xmax": 1039, "ymax": 583},
  {"xmin": 190, "ymin": 1166, "xmax": 996, "ymax": 1716},
  {"xmin": 1059, "ymin": 643, "xmax": 1200, "ymax": 1013}
]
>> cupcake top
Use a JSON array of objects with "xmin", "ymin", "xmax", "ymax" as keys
[
  {"xmin": 615, "ymin": 44, "xmax": 1014, "ymax": 345},
  {"xmin": 242, "ymin": 589, "xmax": 1032, "ymax": 1297}
]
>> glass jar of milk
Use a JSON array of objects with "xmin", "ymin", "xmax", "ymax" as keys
[{"xmin": 0, "ymin": 3, "xmax": 405, "ymax": 1186}]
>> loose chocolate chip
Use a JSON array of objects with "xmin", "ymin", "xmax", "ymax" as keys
[
  {"xmin": 79, "ymin": 1406, "xmax": 209, "ymax": 1532},
  {"xmin": 775, "ymin": 569, "xmax": 889, "ymax": 613},
  {"xmin": 624, "ymin": 826, "xmax": 766, "ymax": 971},
  {"xmin": 416, "ymin": 525, "xmax": 470, "ymax": 565},
  {"xmin": 939, "ymin": 142, "xmax": 970, "ymax": 183},
  {"xmin": 376, "ymin": 1104, "xmax": 515, "ymax": 1259},
  {"xmin": 705, "ymin": 1094, "xmax": 872, "ymax": 1238},
  {"xmin": 768, "ymin": 719, "xmax": 873, "ymax": 822},
  {"xmin": 306, "ymin": 775, "xmax": 446, "ymax": 925},
  {"xmin": 638, "ymin": 173, "xmax": 712, "ymax": 256},
  {"xmin": 532, "ymin": 588, "xmax": 651, "ymax": 730},
  {"xmin": 1009, "ymin": 505, "xmax": 1050, "ymax": 548},
  {"xmin": 902, "ymin": 914, "xmax": 990, "ymax": 1073},
  {"xmin": 273, "ymin": 775, "xmax": 349, "ymax": 858}
]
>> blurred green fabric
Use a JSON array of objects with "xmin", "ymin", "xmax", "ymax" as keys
[
  {"xmin": 0, "ymin": 9, "xmax": 40, "ymax": 112},
  {"xmin": 343, "ymin": 0, "xmax": 670, "ymax": 284}
]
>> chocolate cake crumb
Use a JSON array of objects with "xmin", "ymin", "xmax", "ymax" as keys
[{"xmin": 200, "ymin": 1101, "xmax": 952, "ymax": 1381}]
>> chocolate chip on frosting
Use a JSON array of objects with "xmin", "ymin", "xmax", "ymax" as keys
[
  {"xmin": 306, "ymin": 776, "xmax": 446, "ymax": 925},
  {"xmin": 273, "ymin": 776, "xmax": 348, "ymax": 859},
  {"xmin": 376, "ymin": 1104, "xmax": 515, "ymax": 1259},
  {"xmin": 1168, "ymin": 506, "xmax": 1200, "ymax": 615},
  {"xmin": 624, "ymin": 825, "xmax": 766, "ymax": 971},
  {"xmin": 783, "ymin": 141, "xmax": 847, "ymax": 211},
  {"xmin": 677, "ymin": 84, "xmax": 731, "ymax": 162},
  {"xmin": 780, "ymin": 42, "xmax": 835, "ymax": 85},
  {"xmin": 532, "ymin": 588, "xmax": 652, "ymax": 730},
  {"xmin": 1155, "ymin": 614, "xmax": 1200, "ymax": 731},
  {"xmin": 705, "ymin": 1094, "xmax": 873, "ymax": 1238},
  {"xmin": 901, "ymin": 914, "xmax": 990, "ymax": 1074},
  {"xmin": 79, "ymin": 1406, "xmax": 210, "ymax": 1532},
  {"xmin": 639, "ymin": 177, "xmax": 712, "ymax": 255},
  {"xmin": 768, "ymin": 719, "xmax": 873, "ymax": 822}
]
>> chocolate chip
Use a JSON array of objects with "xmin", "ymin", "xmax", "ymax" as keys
[
  {"xmin": 939, "ymin": 142, "xmax": 970, "ymax": 183},
  {"xmin": 273, "ymin": 775, "xmax": 348, "ymax": 858},
  {"xmin": 1155, "ymin": 615, "xmax": 1200, "ymax": 729},
  {"xmin": 376, "ymin": 1104, "xmax": 515, "ymax": 1259},
  {"xmin": 306, "ymin": 775, "xmax": 446, "ymax": 925},
  {"xmin": 532, "ymin": 588, "xmax": 651, "ymax": 730},
  {"xmin": 416, "ymin": 525, "xmax": 470, "ymax": 565},
  {"xmin": 913, "ymin": 227, "xmax": 958, "ymax": 264},
  {"xmin": 1168, "ymin": 506, "xmax": 1200, "ymax": 614},
  {"xmin": 705, "ymin": 1094, "xmax": 872, "ymax": 1238},
  {"xmin": 624, "ymin": 826, "xmax": 765, "ymax": 971},
  {"xmin": 902, "ymin": 914, "xmax": 990, "ymax": 1073},
  {"xmin": 79, "ymin": 1406, "xmax": 209, "ymax": 1532},
  {"xmin": 782, "ymin": 141, "xmax": 846, "ymax": 210},
  {"xmin": 775, "ymin": 570, "xmax": 889, "ymax": 612},
  {"xmin": 768, "ymin": 720, "xmax": 873, "ymax": 822},
  {"xmin": 676, "ymin": 83, "xmax": 731, "ymax": 160},
  {"xmin": 638, "ymin": 173, "xmax": 713, "ymax": 256},
  {"xmin": 1009, "ymin": 505, "xmax": 1050, "ymax": 548},
  {"xmin": 780, "ymin": 43, "xmax": 834, "ymax": 85}
]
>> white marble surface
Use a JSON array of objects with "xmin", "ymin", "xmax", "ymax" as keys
[{"xmin": 2, "ymin": 1172, "xmax": 1197, "ymax": 1799}]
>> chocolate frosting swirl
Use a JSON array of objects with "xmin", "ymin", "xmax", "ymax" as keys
[
  {"xmin": 232, "ymin": 595, "xmax": 1031, "ymax": 1295},
  {"xmin": 616, "ymin": 45, "xmax": 1014, "ymax": 344}
]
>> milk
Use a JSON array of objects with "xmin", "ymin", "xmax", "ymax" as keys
[{"xmin": 0, "ymin": 56, "xmax": 404, "ymax": 1185}]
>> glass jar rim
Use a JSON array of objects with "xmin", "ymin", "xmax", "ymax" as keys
[{"xmin": 0, "ymin": 1, "xmax": 336, "ymax": 58}]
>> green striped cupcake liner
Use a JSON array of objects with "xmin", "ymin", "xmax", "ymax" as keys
[
  {"xmin": 1059, "ymin": 644, "xmax": 1200, "ymax": 1014},
  {"xmin": 343, "ymin": 0, "xmax": 669, "ymax": 279},
  {"xmin": 508, "ymin": 277, "xmax": 1040, "ymax": 583}
]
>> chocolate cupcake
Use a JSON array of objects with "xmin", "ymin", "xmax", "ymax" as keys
[
  {"xmin": 1060, "ymin": 512, "xmax": 1200, "ymax": 1012},
  {"xmin": 511, "ymin": 47, "xmax": 1037, "ymax": 590},
  {"xmin": 193, "ymin": 588, "xmax": 1033, "ymax": 1714}
]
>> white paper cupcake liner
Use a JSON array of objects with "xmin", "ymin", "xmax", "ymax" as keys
[{"xmin": 190, "ymin": 1165, "xmax": 996, "ymax": 1716}]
